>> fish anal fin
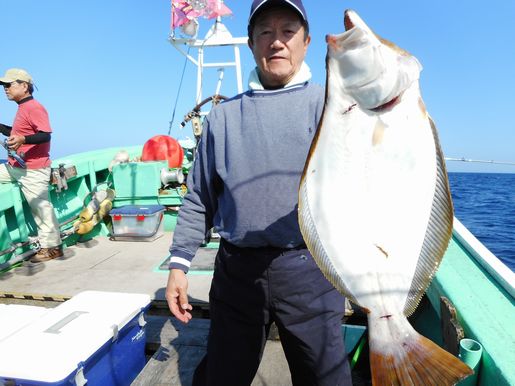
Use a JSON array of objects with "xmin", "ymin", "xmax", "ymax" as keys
[{"xmin": 370, "ymin": 333, "xmax": 473, "ymax": 385}]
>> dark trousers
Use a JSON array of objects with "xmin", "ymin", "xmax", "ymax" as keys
[{"xmin": 193, "ymin": 240, "xmax": 352, "ymax": 386}]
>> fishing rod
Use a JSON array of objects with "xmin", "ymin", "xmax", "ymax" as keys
[
  {"xmin": 445, "ymin": 157, "xmax": 515, "ymax": 166},
  {"xmin": 1, "ymin": 139, "xmax": 26, "ymax": 168}
]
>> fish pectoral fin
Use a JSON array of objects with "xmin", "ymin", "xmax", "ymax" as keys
[
  {"xmin": 374, "ymin": 244, "xmax": 388, "ymax": 258},
  {"xmin": 372, "ymin": 120, "xmax": 386, "ymax": 146}
]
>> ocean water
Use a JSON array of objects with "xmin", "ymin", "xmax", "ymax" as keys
[{"xmin": 448, "ymin": 172, "xmax": 515, "ymax": 271}]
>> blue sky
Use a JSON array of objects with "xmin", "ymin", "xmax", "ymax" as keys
[{"xmin": 1, "ymin": 0, "xmax": 514, "ymax": 173}]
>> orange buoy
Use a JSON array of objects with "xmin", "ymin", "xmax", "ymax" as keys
[{"xmin": 141, "ymin": 135, "xmax": 184, "ymax": 168}]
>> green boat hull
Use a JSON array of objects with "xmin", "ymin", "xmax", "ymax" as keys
[{"xmin": 0, "ymin": 146, "xmax": 514, "ymax": 385}]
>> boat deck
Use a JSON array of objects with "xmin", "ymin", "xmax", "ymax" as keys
[
  {"xmin": 0, "ymin": 235, "xmax": 310, "ymax": 386},
  {"xmin": 0, "ymin": 235, "xmax": 372, "ymax": 385},
  {"xmin": 0, "ymin": 234, "xmax": 212, "ymax": 303},
  {"xmin": 134, "ymin": 316, "xmax": 295, "ymax": 386}
]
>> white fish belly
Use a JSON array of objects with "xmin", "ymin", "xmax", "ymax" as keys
[{"xmin": 300, "ymin": 84, "xmax": 437, "ymax": 313}]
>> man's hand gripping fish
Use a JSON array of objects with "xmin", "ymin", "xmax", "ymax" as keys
[{"xmin": 298, "ymin": 9, "xmax": 473, "ymax": 385}]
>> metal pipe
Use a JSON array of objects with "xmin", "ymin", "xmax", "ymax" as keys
[
  {"xmin": 0, "ymin": 248, "xmax": 37, "ymax": 271},
  {"xmin": 458, "ymin": 338, "xmax": 483, "ymax": 386},
  {"xmin": 0, "ymin": 241, "xmax": 32, "ymax": 258},
  {"xmin": 59, "ymin": 214, "xmax": 80, "ymax": 228}
]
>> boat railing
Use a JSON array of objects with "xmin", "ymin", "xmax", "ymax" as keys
[{"xmin": 452, "ymin": 217, "xmax": 515, "ymax": 299}]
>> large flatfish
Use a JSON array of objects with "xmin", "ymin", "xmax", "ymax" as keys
[{"xmin": 298, "ymin": 9, "xmax": 473, "ymax": 385}]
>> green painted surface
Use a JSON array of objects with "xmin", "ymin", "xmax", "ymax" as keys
[
  {"xmin": 342, "ymin": 324, "xmax": 367, "ymax": 356},
  {"xmin": 0, "ymin": 145, "xmax": 188, "ymax": 267},
  {"xmin": 112, "ymin": 161, "xmax": 166, "ymax": 199},
  {"xmin": 428, "ymin": 238, "xmax": 515, "ymax": 386},
  {"xmin": 0, "ymin": 184, "xmax": 31, "ymax": 262},
  {"xmin": 164, "ymin": 211, "xmax": 178, "ymax": 232},
  {"xmin": 0, "ymin": 146, "xmax": 146, "ymax": 266}
]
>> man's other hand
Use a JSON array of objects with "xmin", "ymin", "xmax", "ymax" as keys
[{"xmin": 166, "ymin": 268, "xmax": 193, "ymax": 323}]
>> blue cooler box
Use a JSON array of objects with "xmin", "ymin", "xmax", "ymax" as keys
[
  {"xmin": 0, "ymin": 291, "xmax": 151, "ymax": 385},
  {"xmin": 109, "ymin": 205, "xmax": 165, "ymax": 241}
]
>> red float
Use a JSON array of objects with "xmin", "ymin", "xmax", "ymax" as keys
[{"xmin": 141, "ymin": 135, "xmax": 184, "ymax": 168}]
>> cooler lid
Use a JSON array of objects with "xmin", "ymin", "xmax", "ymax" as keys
[
  {"xmin": 0, "ymin": 304, "xmax": 50, "ymax": 341},
  {"xmin": 110, "ymin": 204, "xmax": 165, "ymax": 216},
  {"xmin": 0, "ymin": 290, "xmax": 151, "ymax": 382}
]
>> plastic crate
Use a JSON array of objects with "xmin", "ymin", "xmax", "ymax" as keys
[{"xmin": 110, "ymin": 205, "xmax": 165, "ymax": 241}]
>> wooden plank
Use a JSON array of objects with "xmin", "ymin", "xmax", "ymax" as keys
[
  {"xmin": 133, "ymin": 344, "xmax": 207, "ymax": 385},
  {"xmin": 135, "ymin": 315, "xmax": 292, "ymax": 386},
  {"xmin": 134, "ymin": 316, "xmax": 209, "ymax": 385},
  {"xmin": 440, "ymin": 296, "xmax": 464, "ymax": 355},
  {"xmin": 144, "ymin": 315, "xmax": 209, "ymax": 352}
]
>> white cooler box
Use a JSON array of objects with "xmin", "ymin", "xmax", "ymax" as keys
[
  {"xmin": 109, "ymin": 205, "xmax": 165, "ymax": 241},
  {"xmin": 0, "ymin": 304, "xmax": 51, "ymax": 341},
  {"xmin": 0, "ymin": 291, "xmax": 151, "ymax": 386}
]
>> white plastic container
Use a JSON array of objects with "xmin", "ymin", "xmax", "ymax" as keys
[
  {"xmin": 0, "ymin": 291, "xmax": 151, "ymax": 385},
  {"xmin": 110, "ymin": 205, "xmax": 165, "ymax": 241},
  {"xmin": 0, "ymin": 304, "xmax": 50, "ymax": 341}
]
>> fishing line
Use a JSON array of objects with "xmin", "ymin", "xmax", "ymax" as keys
[
  {"xmin": 167, "ymin": 19, "xmax": 217, "ymax": 137},
  {"xmin": 195, "ymin": 26, "xmax": 217, "ymax": 106},
  {"xmin": 168, "ymin": 46, "xmax": 191, "ymax": 136},
  {"xmin": 445, "ymin": 157, "xmax": 515, "ymax": 166}
]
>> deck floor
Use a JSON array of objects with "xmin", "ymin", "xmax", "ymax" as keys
[
  {"xmin": 0, "ymin": 236, "xmax": 297, "ymax": 385},
  {"xmin": 135, "ymin": 316, "xmax": 293, "ymax": 386},
  {"xmin": 0, "ymin": 235, "xmax": 214, "ymax": 303},
  {"xmin": 0, "ymin": 236, "xmax": 371, "ymax": 386}
]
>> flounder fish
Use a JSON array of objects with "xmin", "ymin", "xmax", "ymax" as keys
[{"xmin": 298, "ymin": 9, "xmax": 473, "ymax": 385}]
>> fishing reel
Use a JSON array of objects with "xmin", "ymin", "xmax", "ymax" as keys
[
  {"xmin": 180, "ymin": 94, "xmax": 229, "ymax": 141},
  {"xmin": 181, "ymin": 110, "xmax": 202, "ymax": 138},
  {"xmin": 1, "ymin": 139, "xmax": 26, "ymax": 168},
  {"xmin": 160, "ymin": 167, "xmax": 185, "ymax": 188}
]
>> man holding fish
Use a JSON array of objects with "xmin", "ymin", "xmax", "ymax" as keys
[
  {"xmin": 167, "ymin": 0, "xmax": 474, "ymax": 384},
  {"xmin": 166, "ymin": 0, "xmax": 353, "ymax": 384}
]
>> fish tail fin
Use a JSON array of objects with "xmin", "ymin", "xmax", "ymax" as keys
[{"xmin": 370, "ymin": 332, "xmax": 473, "ymax": 385}]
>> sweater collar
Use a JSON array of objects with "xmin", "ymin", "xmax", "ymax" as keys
[{"xmin": 248, "ymin": 62, "xmax": 312, "ymax": 91}]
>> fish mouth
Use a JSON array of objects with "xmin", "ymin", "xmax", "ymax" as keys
[
  {"xmin": 325, "ymin": 9, "xmax": 358, "ymax": 47},
  {"xmin": 344, "ymin": 10, "xmax": 355, "ymax": 31}
]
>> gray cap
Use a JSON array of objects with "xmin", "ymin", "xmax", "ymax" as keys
[{"xmin": 248, "ymin": 0, "xmax": 308, "ymax": 30}]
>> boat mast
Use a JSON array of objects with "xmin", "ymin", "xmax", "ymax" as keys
[{"xmin": 169, "ymin": 12, "xmax": 247, "ymax": 113}]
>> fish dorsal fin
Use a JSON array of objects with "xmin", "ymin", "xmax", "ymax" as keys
[{"xmin": 404, "ymin": 116, "xmax": 454, "ymax": 316}]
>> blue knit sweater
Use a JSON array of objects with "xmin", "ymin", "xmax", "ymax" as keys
[{"xmin": 169, "ymin": 81, "xmax": 325, "ymax": 272}]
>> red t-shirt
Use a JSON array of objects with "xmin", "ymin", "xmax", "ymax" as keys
[{"xmin": 10, "ymin": 98, "xmax": 52, "ymax": 169}]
